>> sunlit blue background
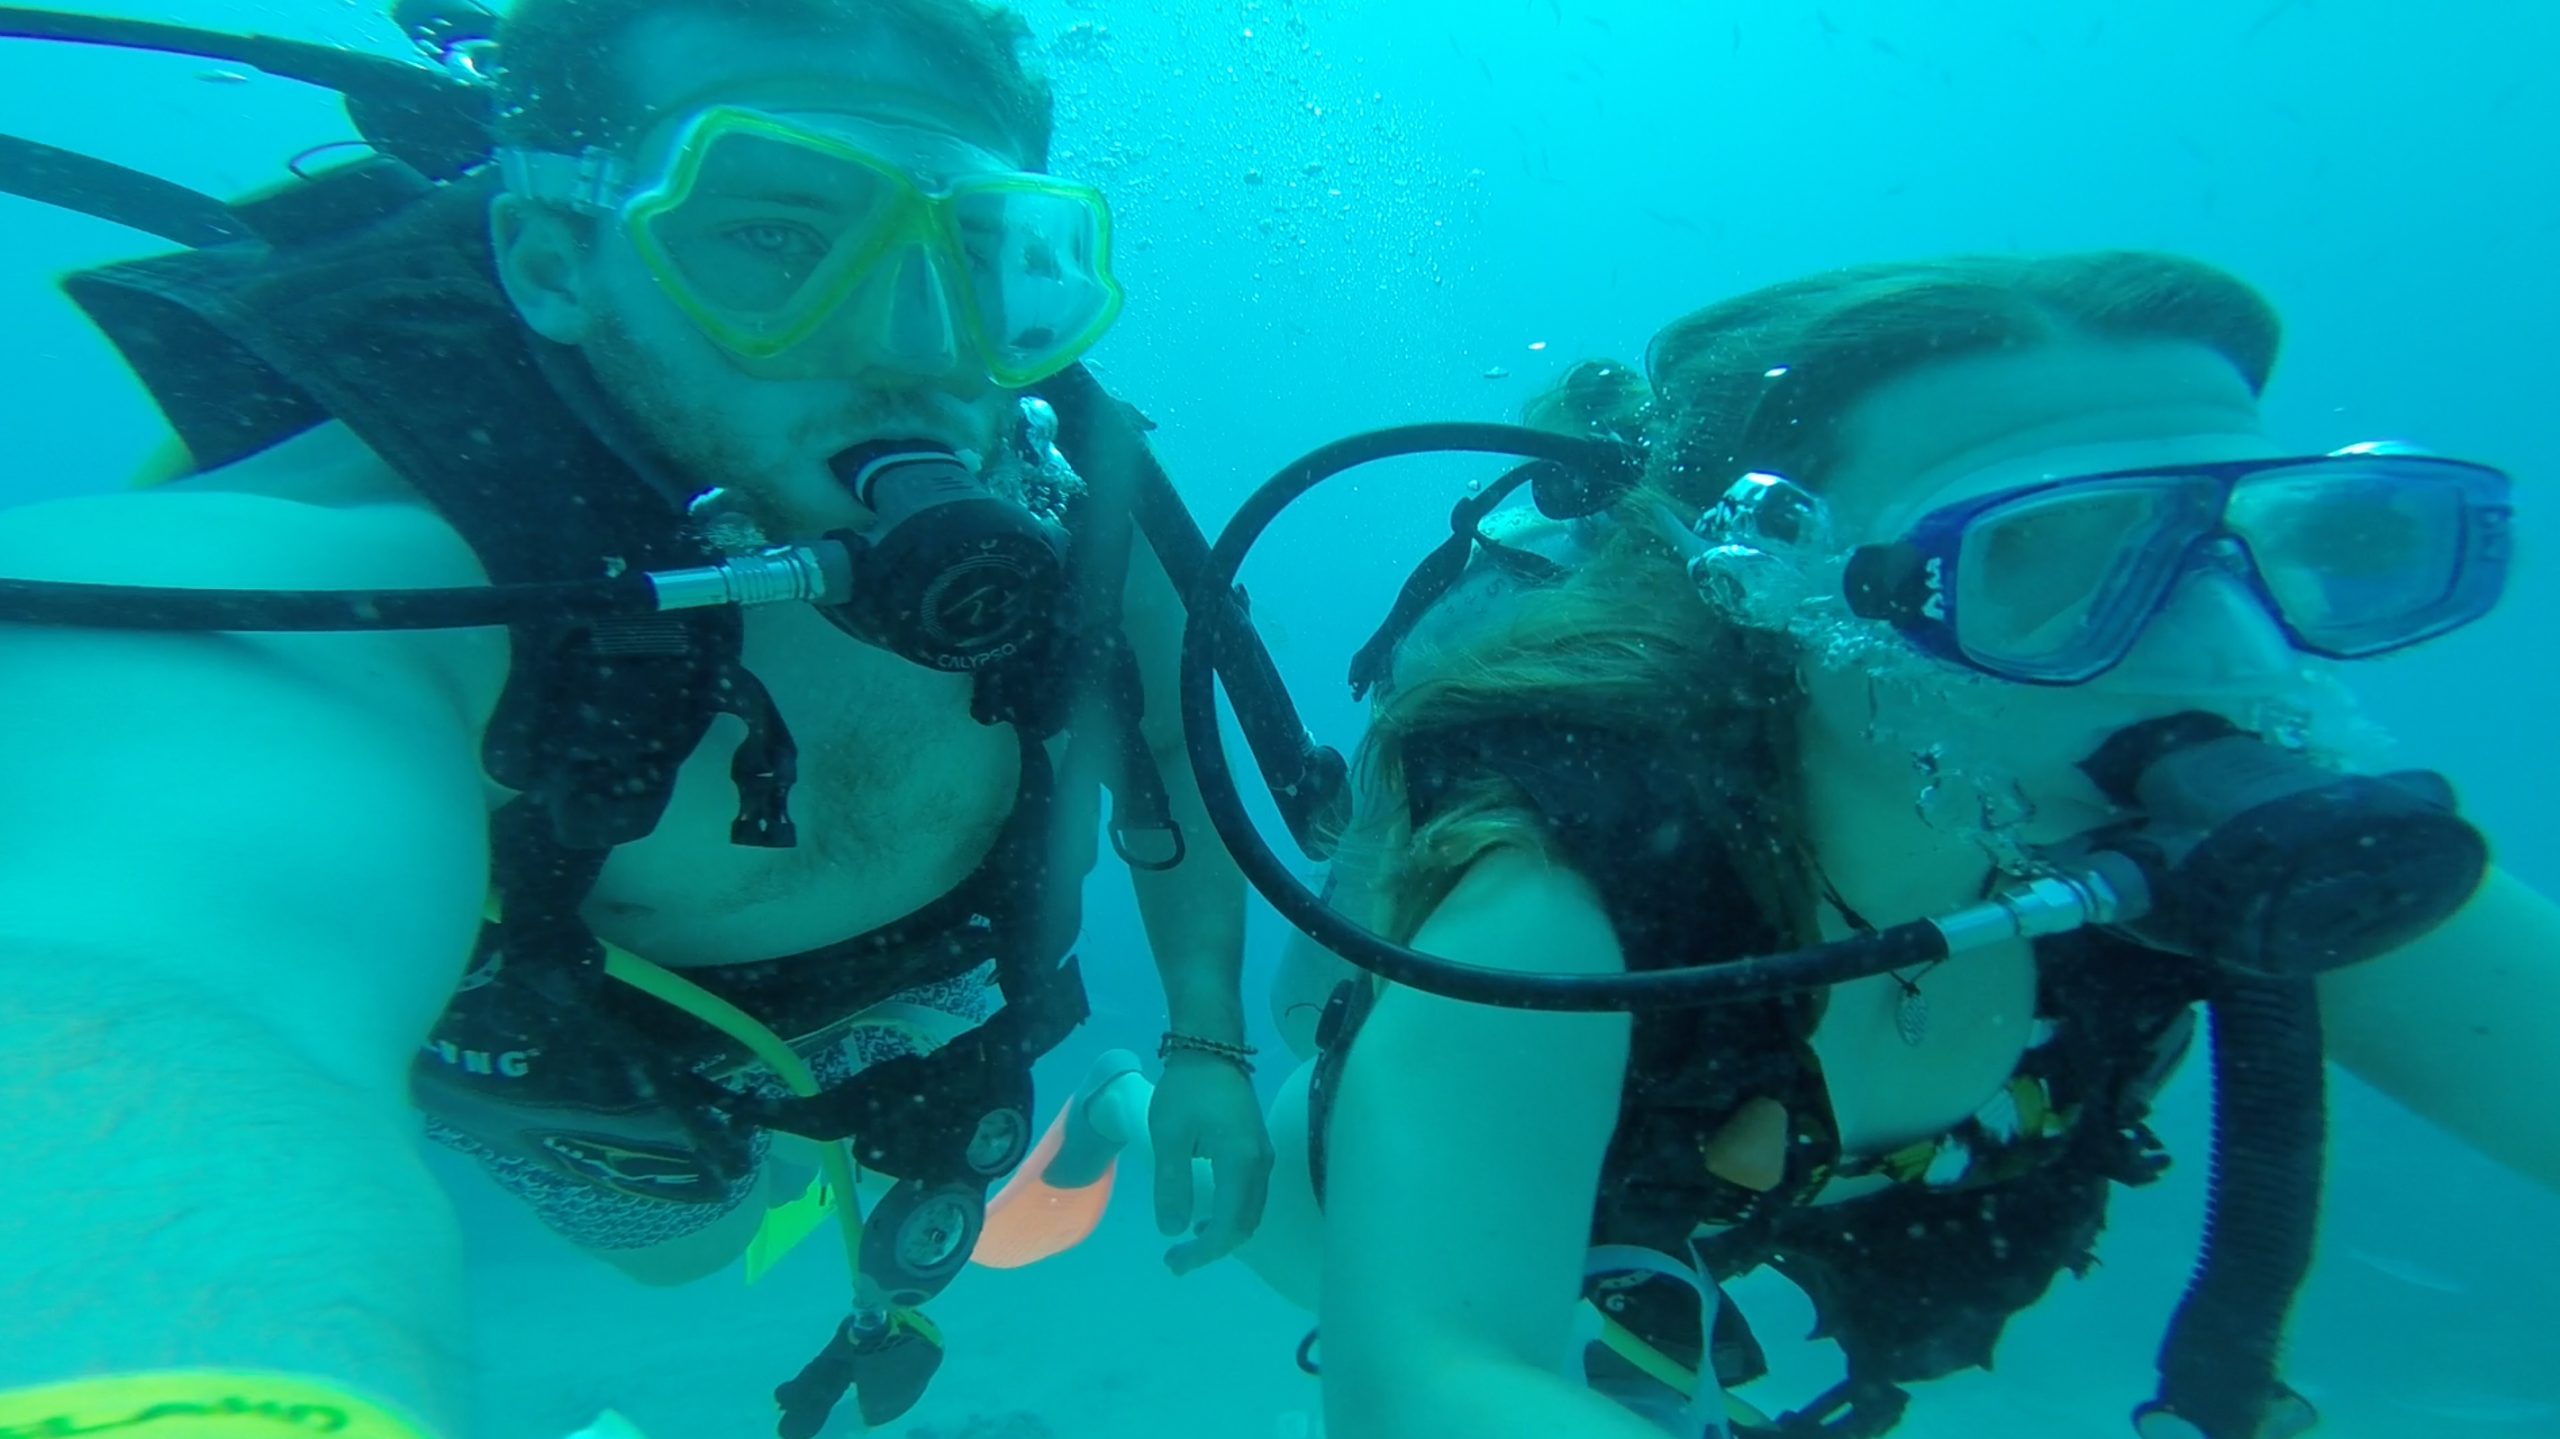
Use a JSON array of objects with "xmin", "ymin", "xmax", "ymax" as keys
[{"xmin": 6, "ymin": 1, "xmax": 2555, "ymax": 1434}]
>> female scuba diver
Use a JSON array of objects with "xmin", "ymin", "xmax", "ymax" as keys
[{"xmin": 1022, "ymin": 250, "xmax": 2559, "ymax": 1439}]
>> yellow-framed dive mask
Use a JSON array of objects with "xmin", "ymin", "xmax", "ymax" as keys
[{"xmin": 500, "ymin": 105, "xmax": 1124, "ymax": 388}]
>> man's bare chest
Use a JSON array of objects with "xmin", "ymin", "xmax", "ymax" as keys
[{"xmin": 577, "ymin": 605, "xmax": 1025, "ymax": 967}]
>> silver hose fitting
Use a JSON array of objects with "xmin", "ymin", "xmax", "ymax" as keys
[
  {"xmin": 1928, "ymin": 851, "xmax": 2153, "ymax": 956},
  {"xmin": 646, "ymin": 543, "xmax": 852, "ymax": 612}
]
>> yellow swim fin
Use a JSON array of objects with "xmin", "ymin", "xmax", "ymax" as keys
[{"xmin": 744, "ymin": 1174, "xmax": 837, "ymax": 1285}]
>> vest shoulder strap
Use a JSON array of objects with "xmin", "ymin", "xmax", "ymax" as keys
[{"xmin": 62, "ymin": 165, "xmax": 746, "ymax": 848}]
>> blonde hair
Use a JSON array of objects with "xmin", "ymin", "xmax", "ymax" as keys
[
  {"xmin": 1629, "ymin": 250, "xmax": 2278, "ymax": 506},
  {"xmin": 1347, "ymin": 535, "xmax": 1802, "ymax": 941},
  {"xmin": 1358, "ymin": 251, "xmax": 2285, "ymax": 942}
]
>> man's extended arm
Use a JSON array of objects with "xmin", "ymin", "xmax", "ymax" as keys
[
  {"xmin": 1114, "ymin": 518, "xmax": 1275, "ymax": 1270},
  {"xmin": 0, "ymin": 486, "xmax": 506, "ymax": 1431}
]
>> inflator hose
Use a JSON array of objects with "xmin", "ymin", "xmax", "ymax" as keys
[
  {"xmin": 2152, "ymin": 974, "xmax": 2326, "ymax": 1438},
  {"xmin": 0, "ymin": 6, "xmax": 495, "ymax": 182},
  {"xmin": 1037, "ymin": 359, "xmax": 1351, "ymax": 860}
]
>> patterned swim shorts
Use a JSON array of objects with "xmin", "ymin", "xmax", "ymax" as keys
[{"xmin": 423, "ymin": 965, "xmax": 999, "ymax": 1252}]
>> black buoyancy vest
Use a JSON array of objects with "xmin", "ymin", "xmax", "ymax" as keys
[
  {"xmin": 1306, "ymin": 718, "xmax": 2204, "ymax": 1435},
  {"xmin": 64, "ymin": 166, "xmax": 746, "ymax": 846},
  {"xmin": 60, "ymin": 163, "xmax": 1102, "ymax": 1185}
]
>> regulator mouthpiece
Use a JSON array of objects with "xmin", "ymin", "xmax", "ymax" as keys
[
  {"xmin": 2073, "ymin": 712, "xmax": 2488, "ymax": 975},
  {"xmin": 824, "ymin": 442, "xmax": 1069, "ymax": 673}
]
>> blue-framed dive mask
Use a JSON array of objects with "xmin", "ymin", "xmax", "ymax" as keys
[{"xmin": 1694, "ymin": 445, "xmax": 2515, "ymax": 685}]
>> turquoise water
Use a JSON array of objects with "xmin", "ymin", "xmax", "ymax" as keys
[{"xmin": 5, "ymin": 1, "xmax": 2557, "ymax": 1435}]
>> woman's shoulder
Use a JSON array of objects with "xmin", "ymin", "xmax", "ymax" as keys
[{"xmin": 1413, "ymin": 845, "xmax": 1626, "ymax": 978}]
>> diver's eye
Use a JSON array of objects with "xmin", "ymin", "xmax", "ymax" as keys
[
  {"xmin": 722, "ymin": 220, "xmax": 832, "ymax": 268},
  {"xmin": 959, "ymin": 227, "xmax": 1061, "ymax": 284},
  {"xmin": 958, "ymin": 220, "xmax": 1006, "ymax": 270}
]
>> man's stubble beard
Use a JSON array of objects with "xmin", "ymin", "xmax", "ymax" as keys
[
  {"xmin": 580, "ymin": 308, "xmax": 769, "ymax": 502},
  {"xmin": 580, "ymin": 309, "xmax": 1029, "ymax": 542}
]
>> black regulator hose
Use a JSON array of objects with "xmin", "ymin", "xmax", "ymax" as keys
[
  {"xmin": 0, "ymin": 571, "xmax": 658, "ymax": 631},
  {"xmin": 0, "ymin": 539, "xmax": 859, "ymax": 633},
  {"xmin": 2141, "ymin": 974, "xmax": 2327, "ymax": 1439},
  {"xmin": 1179, "ymin": 422, "xmax": 1975, "ymax": 1012}
]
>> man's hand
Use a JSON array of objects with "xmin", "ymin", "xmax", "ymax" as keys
[{"xmin": 1148, "ymin": 1052, "xmax": 1275, "ymax": 1274}]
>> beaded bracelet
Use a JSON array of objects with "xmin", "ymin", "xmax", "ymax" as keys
[{"xmin": 1160, "ymin": 1030, "xmax": 1258, "ymax": 1074}]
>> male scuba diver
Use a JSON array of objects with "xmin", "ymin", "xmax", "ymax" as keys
[{"xmin": 0, "ymin": 1, "xmax": 1345, "ymax": 1436}]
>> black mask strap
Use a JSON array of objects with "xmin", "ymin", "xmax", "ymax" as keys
[{"xmin": 1347, "ymin": 462, "xmax": 1574, "ymax": 701}]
